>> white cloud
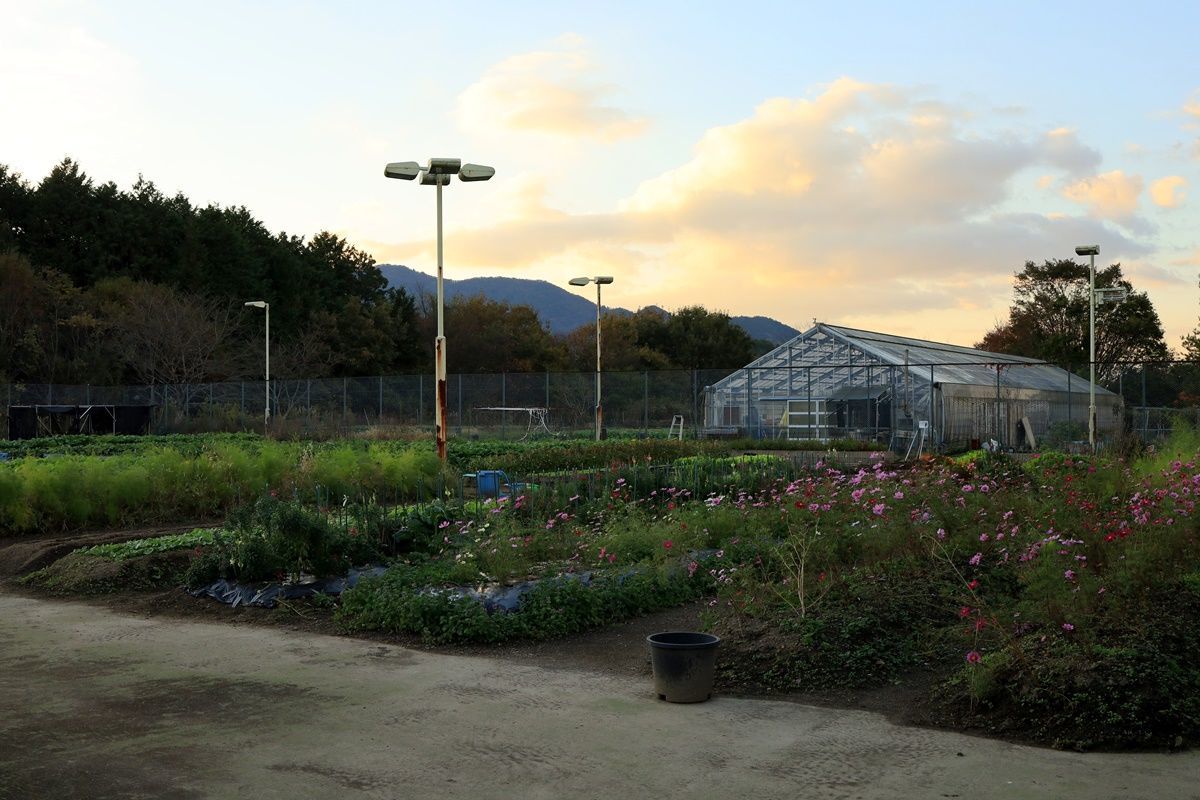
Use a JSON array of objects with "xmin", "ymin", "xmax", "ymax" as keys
[
  {"xmin": 456, "ymin": 34, "xmax": 649, "ymax": 143},
  {"xmin": 388, "ymin": 79, "xmax": 1150, "ymax": 341}
]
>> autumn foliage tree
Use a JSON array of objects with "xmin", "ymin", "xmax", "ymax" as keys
[{"xmin": 977, "ymin": 259, "xmax": 1169, "ymax": 382}]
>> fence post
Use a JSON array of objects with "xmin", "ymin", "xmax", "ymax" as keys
[
  {"xmin": 419, "ymin": 374, "xmax": 424, "ymax": 425},
  {"xmin": 930, "ymin": 364, "xmax": 936, "ymax": 446},
  {"xmin": 743, "ymin": 368, "xmax": 752, "ymax": 439},
  {"xmin": 544, "ymin": 370, "xmax": 550, "ymax": 410},
  {"xmin": 994, "ymin": 365, "xmax": 1000, "ymax": 445},
  {"xmin": 1141, "ymin": 362, "xmax": 1148, "ymax": 438},
  {"xmin": 306, "ymin": 380, "xmax": 311, "ymax": 417},
  {"xmin": 86, "ymin": 384, "xmax": 90, "ymax": 405},
  {"xmin": 48, "ymin": 383, "xmax": 53, "ymax": 405},
  {"xmin": 643, "ymin": 371, "xmax": 649, "ymax": 434},
  {"xmin": 1067, "ymin": 367, "xmax": 1072, "ymax": 430},
  {"xmin": 342, "ymin": 378, "xmax": 347, "ymax": 423},
  {"xmin": 458, "ymin": 373, "xmax": 463, "ymax": 434},
  {"xmin": 692, "ymin": 369, "xmax": 699, "ymax": 437},
  {"xmin": 240, "ymin": 381, "xmax": 245, "ymax": 418},
  {"xmin": 807, "ymin": 367, "xmax": 813, "ymax": 439},
  {"xmin": 378, "ymin": 376, "xmax": 383, "ymax": 423},
  {"xmin": 501, "ymin": 372, "xmax": 507, "ymax": 438}
]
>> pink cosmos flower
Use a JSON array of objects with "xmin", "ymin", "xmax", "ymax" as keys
[
  {"xmin": 1062, "ymin": 622, "xmax": 1074, "ymax": 632},
  {"xmin": 969, "ymin": 552, "xmax": 983, "ymax": 566},
  {"xmin": 965, "ymin": 650, "xmax": 982, "ymax": 664}
]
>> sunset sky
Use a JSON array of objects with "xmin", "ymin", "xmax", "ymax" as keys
[{"xmin": 4, "ymin": 1, "xmax": 1199, "ymax": 348}]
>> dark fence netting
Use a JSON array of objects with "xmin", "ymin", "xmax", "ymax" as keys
[{"xmin": 4, "ymin": 361, "xmax": 1200, "ymax": 445}]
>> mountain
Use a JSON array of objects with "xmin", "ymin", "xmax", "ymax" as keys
[
  {"xmin": 376, "ymin": 264, "xmax": 800, "ymax": 344},
  {"xmin": 733, "ymin": 315, "xmax": 802, "ymax": 344}
]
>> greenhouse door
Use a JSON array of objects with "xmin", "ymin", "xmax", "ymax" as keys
[{"xmin": 785, "ymin": 399, "xmax": 829, "ymax": 440}]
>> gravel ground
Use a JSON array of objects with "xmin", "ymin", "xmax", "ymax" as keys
[{"xmin": 1, "ymin": 590, "xmax": 1197, "ymax": 800}]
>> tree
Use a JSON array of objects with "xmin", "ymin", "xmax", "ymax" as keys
[
  {"xmin": 385, "ymin": 288, "xmax": 428, "ymax": 373},
  {"xmin": 425, "ymin": 294, "xmax": 564, "ymax": 373},
  {"xmin": 662, "ymin": 306, "xmax": 759, "ymax": 370},
  {"xmin": 0, "ymin": 165, "xmax": 32, "ymax": 252},
  {"xmin": 101, "ymin": 280, "xmax": 240, "ymax": 387},
  {"xmin": 977, "ymin": 259, "xmax": 1169, "ymax": 382},
  {"xmin": 560, "ymin": 313, "xmax": 672, "ymax": 373},
  {"xmin": 0, "ymin": 252, "xmax": 56, "ymax": 381}
]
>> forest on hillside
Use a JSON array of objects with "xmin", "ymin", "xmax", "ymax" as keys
[{"xmin": 0, "ymin": 160, "xmax": 761, "ymax": 385}]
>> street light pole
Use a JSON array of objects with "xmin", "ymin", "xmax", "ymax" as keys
[
  {"xmin": 595, "ymin": 279, "xmax": 602, "ymax": 441},
  {"xmin": 570, "ymin": 276, "xmax": 614, "ymax": 440},
  {"xmin": 385, "ymin": 158, "xmax": 494, "ymax": 462},
  {"xmin": 1076, "ymin": 245, "xmax": 1100, "ymax": 452},
  {"xmin": 244, "ymin": 301, "xmax": 269, "ymax": 432},
  {"xmin": 434, "ymin": 173, "xmax": 447, "ymax": 461}
]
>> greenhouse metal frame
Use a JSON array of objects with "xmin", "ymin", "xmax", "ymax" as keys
[{"xmin": 703, "ymin": 323, "xmax": 1123, "ymax": 450}]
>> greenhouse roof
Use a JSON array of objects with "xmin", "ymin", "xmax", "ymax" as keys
[{"xmin": 716, "ymin": 323, "xmax": 1116, "ymax": 396}]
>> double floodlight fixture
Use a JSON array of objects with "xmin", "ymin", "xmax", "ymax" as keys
[
  {"xmin": 1075, "ymin": 245, "xmax": 1100, "ymax": 256},
  {"xmin": 384, "ymin": 158, "xmax": 495, "ymax": 185},
  {"xmin": 569, "ymin": 276, "xmax": 614, "ymax": 286},
  {"xmin": 383, "ymin": 155, "xmax": 494, "ymax": 462}
]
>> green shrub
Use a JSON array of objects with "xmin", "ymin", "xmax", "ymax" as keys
[
  {"xmin": 337, "ymin": 561, "xmax": 710, "ymax": 644},
  {"xmin": 184, "ymin": 496, "xmax": 382, "ymax": 587},
  {"xmin": 945, "ymin": 584, "xmax": 1200, "ymax": 749}
]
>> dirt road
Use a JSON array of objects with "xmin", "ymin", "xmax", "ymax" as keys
[{"xmin": 0, "ymin": 591, "xmax": 1196, "ymax": 800}]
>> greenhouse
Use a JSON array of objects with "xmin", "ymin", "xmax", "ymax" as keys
[{"xmin": 703, "ymin": 323, "xmax": 1123, "ymax": 451}]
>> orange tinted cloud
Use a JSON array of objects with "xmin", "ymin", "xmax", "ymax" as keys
[
  {"xmin": 384, "ymin": 79, "xmax": 1148, "ymax": 344},
  {"xmin": 1062, "ymin": 170, "xmax": 1144, "ymax": 219},
  {"xmin": 457, "ymin": 35, "xmax": 649, "ymax": 143},
  {"xmin": 1150, "ymin": 175, "xmax": 1187, "ymax": 208}
]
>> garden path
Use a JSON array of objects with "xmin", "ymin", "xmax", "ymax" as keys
[{"xmin": 0, "ymin": 590, "xmax": 1196, "ymax": 800}]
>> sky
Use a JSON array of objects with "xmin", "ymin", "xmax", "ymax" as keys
[{"xmin": 3, "ymin": 0, "xmax": 1199, "ymax": 349}]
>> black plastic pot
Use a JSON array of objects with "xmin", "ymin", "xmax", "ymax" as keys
[{"xmin": 647, "ymin": 631, "xmax": 721, "ymax": 703}]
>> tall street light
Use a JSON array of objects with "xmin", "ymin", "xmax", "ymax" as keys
[
  {"xmin": 1075, "ymin": 244, "xmax": 1100, "ymax": 452},
  {"xmin": 569, "ymin": 276, "xmax": 614, "ymax": 441},
  {"xmin": 244, "ymin": 301, "xmax": 269, "ymax": 431},
  {"xmin": 385, "ymin": 158, "xmax": 495, "ymax": 462}
]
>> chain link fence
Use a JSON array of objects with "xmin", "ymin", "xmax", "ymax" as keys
[
  {"xmin": 4, "ymin": 361, "xmax": 1200, "ymax": 446},
  {"xmin": 0, "ymin": 369, "xmax": 731, "ymax": 440}
]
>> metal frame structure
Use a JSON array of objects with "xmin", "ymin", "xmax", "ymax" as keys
[{"xmin": 704, "ymin": 323, "xmax": 1124, "ymax": 450}]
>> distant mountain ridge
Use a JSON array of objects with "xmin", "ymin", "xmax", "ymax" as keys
[{"xmin": 377, "ymin": 264, "xmax": 800, "ymax": 344}]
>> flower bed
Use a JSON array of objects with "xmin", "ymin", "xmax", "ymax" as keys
[{"xmin": 331, "ymin": 432, "xmax": 1200, "ymax": 749}]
